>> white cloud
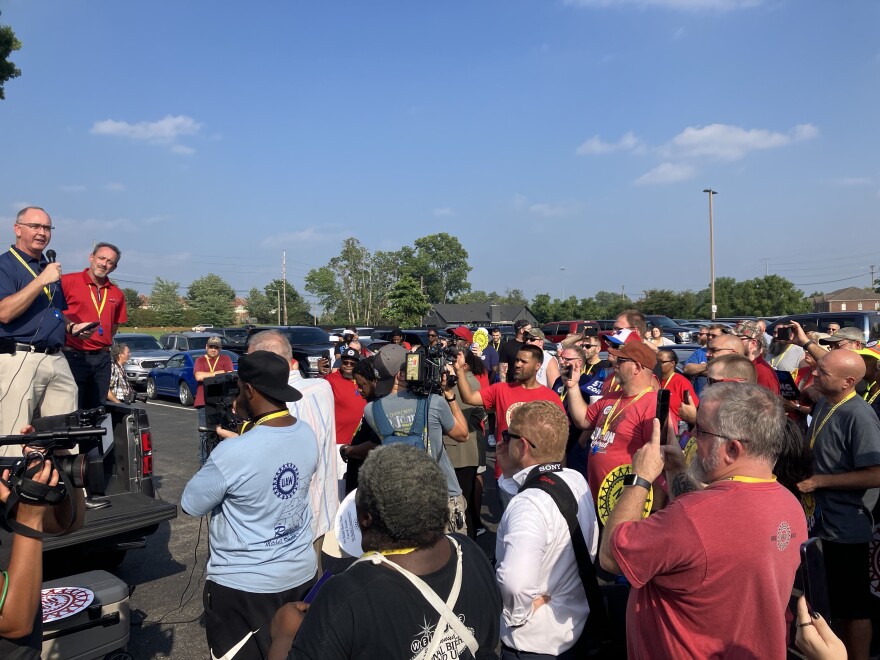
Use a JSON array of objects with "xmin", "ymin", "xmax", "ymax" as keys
[
  {"xmin": 433, "ymin": 207, "xmax": 453, "ymax": 217},
  {"xmin": 664, "ymin": 122, "xmax": 818, "ymax": 161},
  {"xmin": 104, "ymin": 182, "xmax": 126, "ymax": 191},
  {"xmin": 59, "ymin": 185, "xmax": 86, "ymax": 193},
  {"xmin": 576, "ymin": 131, "xmax": 643, "ymax": 156},
  {"xmin": 259, "ymin": 226, "xmax": 353, "ymax": 250},
  {"xmin": 634, "ymin": 162, "xmax": 696, "ymax": 185},
  {"xmin": 90, "ymin": 114, "xmax": 202, "ymax": 154},
  {"xmin": 834, "ymin": 177, "xmax": 873, "ymax": 187},
  {"xmin": 564, "ymin": 0, "xmax": 761, "ymax": 10}
]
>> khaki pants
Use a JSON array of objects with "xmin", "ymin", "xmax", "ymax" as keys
[{"xmin": 0, "ymin": 351, "xmax": 77, "ymax": 455}]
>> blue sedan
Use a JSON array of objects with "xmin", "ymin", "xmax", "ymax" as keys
[{"xmin": 145, "ymin": 350, "xmax": 239, "ymax": 406}]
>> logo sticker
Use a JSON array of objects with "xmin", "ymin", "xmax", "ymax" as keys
[
  {"xmin": 772, "ymin": 521, "xmax": 793, "ymax": 551},
  {"xmin": 273, "ymin": 463, "xmax": 299, "ymax": 500},
  {"xmin": 596, "ymin": 464, "xmax": 652, "ymax": 525}
]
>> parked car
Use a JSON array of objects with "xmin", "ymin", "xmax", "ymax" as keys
[
  {"xmin": 159, "ymin": 331, "xmax": 223, "ymax": 352},
  {"xmin": 216, "ymin": 327, "xmax": 250, "ymax": 354},
  {"xmin": 115, "ymin": 333, "xmax": 174, "ymax": 389},
  {"xmin": 767, "ymin": 312, "xmax": 880, "ymax": 343},
  {"xmin": 540, "ymin": 321, "xmax": 600, "ymax": 343},
  {"xmin": 645, "ymin": 315, "xmax": 693, "ymax": 344},
  {"xmin": 371, "ymin": 328, "xmax": 434, "ymax": 348},
  {"xmin": 331, "ymin": 327, "xmax": 375, "ymax": 341},
  {"xmin": 191, "ymin": 324, "xmax": 214, "ymax": 332},
  {"xmin": 246, "ymin": 326, "xmax": 335, "ymax": 377},
  {"xmin": 146, "ymin": 349, "xmax": 239, "ymax": 406}
]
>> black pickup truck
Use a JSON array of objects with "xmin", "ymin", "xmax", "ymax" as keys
[
  {"xmin": 0, "ymin": 402, "xmax": 178, "ymax": 567},
  {"xmin": 246, "ymin": 326, "xmax": 336, "ymax": 377}
]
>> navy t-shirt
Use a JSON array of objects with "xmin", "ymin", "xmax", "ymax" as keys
[{"xmin": 0, "ymin": 247, "xmax": 67, "ymax": 346}]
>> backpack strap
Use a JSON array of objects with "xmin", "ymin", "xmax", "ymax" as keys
[
  {"xmin": 519, "ymin": 469, "xmax": 611, "ymax": 647},
  {"xmin": 371, "ymin": 398, "xmax": 396, "ymax": 441}
]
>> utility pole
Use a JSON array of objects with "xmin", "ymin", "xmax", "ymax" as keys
[
  {"xmin": 561, "ymin": 267, "xmax": 566, "ymax": 300},
  {"xmin": 282, "ymin": 251, "xmax": 288, "ymax": 325},
  {"xmin": 762, "ymin": 258, "xmax": 770, "ymax": 277},
  {"xmin": 275, "ymin": 286, "xmax": 281, "ymax": 325},
  {"xmin": 703, "ymin": 189, "xmax": 718, "ymax": 320}
]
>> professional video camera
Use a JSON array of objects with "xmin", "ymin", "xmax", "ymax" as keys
[
  {"xmin": 404, "ymin": 344, "xmax": 459, "ymax": 396},
  {"xmin": 0, "ymin": 407, "xmax": 112, "ymax": 537},
  {"xmin": 199, "ymin": 372, "xmax": 244, "ymax": 456}
]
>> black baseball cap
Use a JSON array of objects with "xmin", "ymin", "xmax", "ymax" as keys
[
  {"xmin": 238, "ymin": 351, "xmax": 302, "ymax": 402},
  {"xmin": 340, "ymin": 347, "xmax": 360, "ymax": 362}
]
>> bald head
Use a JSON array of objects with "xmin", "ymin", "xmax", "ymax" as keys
[
  {"xmin": 707, "ymin": 334, "xmax": 745, "ymax": 359},
  {"xmin": 823, "ymin": 349, "xmax": 866, "ymax": 383}
]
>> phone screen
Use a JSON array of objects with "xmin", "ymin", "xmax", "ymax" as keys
[
  {"xmin": 800, "ymin": 538, "xmax": 830, "ymax": 621},
  {"xmin": 656, "ymin": 389, "xmax": 671, "ymax": 442},
  {"xmin": 776, "ymin": 327, "xmax": 791, "ymax": 341}
]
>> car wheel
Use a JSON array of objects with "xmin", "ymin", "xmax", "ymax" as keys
[
  {"xmin": 179, "ymin": 381, "xmax": 194, "ymax": 407},
  {"xmin": 146, "ymin": 378, "xmax": 157, "ymax": 400}
]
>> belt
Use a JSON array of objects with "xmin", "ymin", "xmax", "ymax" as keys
[
  {"xmin": 62, "ymin": 347, "xmax": 110, "ymax": 355},
  {"xmin": 15, "ymin": 343, "xmax": 62, "ymax": 355}
]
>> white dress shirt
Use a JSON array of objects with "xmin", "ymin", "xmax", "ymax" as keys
[
  {"xmin": 495, "ymin": 465, "xmax": 599, "ymax": 655},
  {"xmin": 288, "ymin": 371, "xmax": 338, "ymax": 540}
]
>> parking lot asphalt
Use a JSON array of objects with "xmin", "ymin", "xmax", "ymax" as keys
[{"xmin": 106, "ymin": 397, "xmax": 502, "ymax": 658}]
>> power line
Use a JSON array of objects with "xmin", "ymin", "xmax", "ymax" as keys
[{"xmin": 791, "ymin": 273, "xmax": 869, "ymax": 287}]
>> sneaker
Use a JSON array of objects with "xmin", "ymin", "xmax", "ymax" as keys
[{"xmin": 487, "ymin": 435, "xmax": 496, "ymax": 448}]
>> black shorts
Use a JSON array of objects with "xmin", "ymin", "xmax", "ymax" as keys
[
  {"xmin": 823, "ymin": 539, "xmax": 875, "ymax": 620},
  {"xmin": 204, "ymin": 575, "xmax": 316, "ymax": 660}
]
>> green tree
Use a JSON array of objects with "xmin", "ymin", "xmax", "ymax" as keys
[
  {"xmin": 386, "ymin": 276, "xmax": 431, "ymax": 326},
  {"xmin": 0, "ymin": 15, "xmax": 22, "ymax": 101},
  {"xmin": 265, "ymin": 279, "xmax": 313, "ymax": 325},
  {"xmin": 245, "ymin": 287, "xmax": 274, "ymax": 324},
  {"xmin": 186, "ymin": 273, "xmax": 236, "ymax": 327},
  {"xmin": 408, "ymin": 233, "xmax": 472, "ymax": 303},
  {"xmin": 149, "ymin": 277, "xmax": 185, "ymax": 327},
  {"xmin": 530, "ymin": 294, "xmax": 555, "ymax": 324},
  {"xmin": 126, "ymin": 307, "xmax": 158, "ymax": 327},
  {"xmin": 122, "ymin": 287, "xmax": 141, "ymax": 311},
  {"xmin": 593, "ymin": 291, "xmax": 632, "ymax": 319}
]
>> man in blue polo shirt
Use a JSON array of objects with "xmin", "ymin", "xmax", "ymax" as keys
[{"xmin": 0, "ymin": 207, "xmax": 96, "ymax": 449}]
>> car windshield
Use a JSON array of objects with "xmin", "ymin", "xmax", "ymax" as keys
[
  {"xmin": 282, "ymin": 328, "xmax": 330, "ymax": 344},
  {"xmin": 188, "ymin": 337, "xmax": 217, "ymax": 350},
  {"xmin": 118, "ymin": 336, "xmax": 163, "ymax": 351},
  {"xmin": 649, "ymin": 316, "xmax": 677, "ymax": 329},
  {"xmin": 224, "ymin": 329, "xmax": 248, "ymax": 340}
]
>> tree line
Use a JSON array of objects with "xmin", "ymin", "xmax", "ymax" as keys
[{"xmin": 122, "ymin": 239, "xmax": 816, "ymax": 329}]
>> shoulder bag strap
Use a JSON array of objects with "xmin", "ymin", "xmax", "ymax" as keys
[{"xmin": 352, "ymin": 536, "xmax": 478, "ymax": 656}]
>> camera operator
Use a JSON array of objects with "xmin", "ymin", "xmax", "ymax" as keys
[
  {"xmin": 362, "ymin": 344, "xmax": 470, "ymax": 534},
  {"xmin": 0, "ymin": 430, "xmax": 85, "ymax": 659}
]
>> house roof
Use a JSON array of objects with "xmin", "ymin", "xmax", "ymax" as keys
[{"xmin": 818, "ymin": 286, "xmax": 880, "ymax": 302}]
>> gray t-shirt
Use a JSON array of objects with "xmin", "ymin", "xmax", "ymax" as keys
[
  {"xmin": 811, "ymin": 395, "xmax": 880, "ymax": 543},
  {"xmin": 364, "ymin": 390, "xmax": 462, "ymax": 497}
]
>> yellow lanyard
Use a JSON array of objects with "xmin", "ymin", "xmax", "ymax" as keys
[
  {"xmin": 724, "ymin": 475, "xmax": 777, "ymax": 484},
  {"xmin": 375, "ymin": 547, "xmax": 417, "ymax": 556},
  {"xmin": 770, "ymin": 344, "xmax": 792, "ymax": 368},
  {"xmin": 253, "ymin": 410, "xmax": 290, "ymax": 427},
  {"xmin": 89, "ymin": 284, "xmax": 107, "ymax": 319},
  {"xmin": 584, "ymin": 362, "xmax": 596, "ymax": 377},
  {"xmin": 205, "ymin": 356, "xmax": 220, "ymax": 373},
  {"xmin": 866, "ymin": 386, "xmax": 880, "ymax": 406},
  {"xmin": 9, "ymin": 248, "xmax": 52, "ymax": 302},
  {"xmin": 601, "ymin": 387, "xmax": 652, "ymax": 435},
  {"xmin": 663, "ymin": 373, "xmax": 674, "ymax": 389},
  {"xmin": 810, "ymin": 392, "xmax": 856, "ymax": 449}
]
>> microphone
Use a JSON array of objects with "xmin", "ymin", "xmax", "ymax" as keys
[{"xmin": 46, "ymin": 250, "xmax": 56, "ymax": 263}]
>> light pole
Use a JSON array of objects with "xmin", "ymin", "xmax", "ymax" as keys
[
  {"xmin": 703, "ymin": 189, "xmax": 718, "ymax": 320},
  {"xmin": 561, "ymin": 267, "xmax": 567, "ymax": 300}
]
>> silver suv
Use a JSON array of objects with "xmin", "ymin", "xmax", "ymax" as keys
[{"xmin": 115, "ymin": 333, "xmax": 174, "ymax": 389}]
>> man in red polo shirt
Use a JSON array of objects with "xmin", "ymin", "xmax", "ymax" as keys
[
  {"xmin": 454, "ymin": 343, "xmax": 564, "ymax": 509},
  {"xmin": 733, "ymin": 320, "xmax": 780, "ymax": 395},
  {"xmin": 61, "ymin": 242, "xmax": 128, "ymax": 408}
]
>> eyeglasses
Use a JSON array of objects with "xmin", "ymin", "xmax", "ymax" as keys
[
  {"xmin": 707, "ymin": 376, "xmax": 746, "ymax": 385},
  {"xmin": 428, "ymin": 334, "xmax": 438, "ymax": 338},
  {"xmin": 657, "ymin": 359, "xmax": 676, "ymax": 364},
  {"xmin": 707, "ymin": 348, "xmax": 736, "ymax": 356},
  {"xmin": 17, "ymin": 222, "xmax": 54, "ymax": 232},
  {"xmin": 694, "ymin": 426, "xmax": 749, "ymax": 443},
  {"xmin": 559, "ymin": 355, "xmax": 581, "ymax": 362},
  {"xmin": 501, "ymin": 430, "xmax": 537, "ymax": 450},
  {"xmin": 614, "ymin": 325, "xmax": 637, "ymax": 332},
  {"xmin": 615, "ymin": 358, "xmax": 634, "ymax": 365},
  {"xmin": 698, "ymin": 332, "xmax": 709, "ymax": 337},
  {"xmin": 207, "ymin": 345, "xmax": 220, "ymax": 349},
  {"xmin": 738, "ymin": 335, "xmax": 754, "ymax": 343},
  {"xmin": 830, "ymin": 341, "xmax": 854, "ymax": 350}
]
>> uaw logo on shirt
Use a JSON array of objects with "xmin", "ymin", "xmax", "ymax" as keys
[
  {"xmin": 771, "ymin": 521, "xmax": 793, "ymax": 551},
  {"xmin": 505, "ymin": 401, "xmax": 528, "ymax": 426},
  {"xmin": 273, "ymin": 463, "xmax": 299, "ymax": 500},
  {"xmin": 596, "ymin": 464, "xmax": 653, "ymax": 525}
]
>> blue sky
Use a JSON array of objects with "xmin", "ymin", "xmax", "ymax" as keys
[{"xmin": 1, "ymin": 0, "xmax": 878, "ymax": 310}]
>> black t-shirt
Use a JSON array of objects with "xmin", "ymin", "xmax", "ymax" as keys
[
  {"xmin": 498, "ymin": 340, "xmax": 524, "ymax": 383},
  {"xmin": 291, "ymin": 534, "xmax": 501, "ymax": 659},
  {"xmin": 344, "ymin": 418, "xmax": 381, "ymax": 494}
]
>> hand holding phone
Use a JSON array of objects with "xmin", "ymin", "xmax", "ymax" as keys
[
  {"xmin": 73, "ymin": 321, "xmax": 101, "ymax": 337},
  {"xmin": 656, "ymin": 389, "xmax": 671, "ymax": 444},
  {"xmin": 800, "ymin": 538, "xmax": 830, "ymax": 621}
]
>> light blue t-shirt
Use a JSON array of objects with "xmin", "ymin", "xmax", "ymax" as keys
[{"xmin": 181, "ymin": 419, "xmax": 318, "ymax": 593}]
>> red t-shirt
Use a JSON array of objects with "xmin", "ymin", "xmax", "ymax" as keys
[
  {"xmin": 482, "ymin": 382, "xmax": 564, "ymax": 478},
  {"xmin": 754, "ymin": 355, "xmax": 781, "ymax": 395},
  {"xmin": 585, "ymin": 389, "xmax": 658, "ymax": 505},
  {"xmin": 61, "ymin": 270, "xmax": 128, "ymax": 350},
  {"xmin": 325, "ymin": 371, "xmax": 367, "ymax": 444},
  {"xmin": 610, "ymin": 480, "xmax": 806, "ymax": 659},
  {"xmin": 660, "ymin": 372, "xmax": 698, "ymax": 429},
  {"xmin": 193, "ymin": 354, "xmax": 235, "ymax": 407}
]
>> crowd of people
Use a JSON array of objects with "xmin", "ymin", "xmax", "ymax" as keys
[{"xmin": 0, "ymin": 206, "xmax": 876, "ymax": 659}]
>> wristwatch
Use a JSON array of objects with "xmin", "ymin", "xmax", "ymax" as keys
[{"xmin": 622, "ymin": 474, "xmax": 652, "ymax": 490}]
